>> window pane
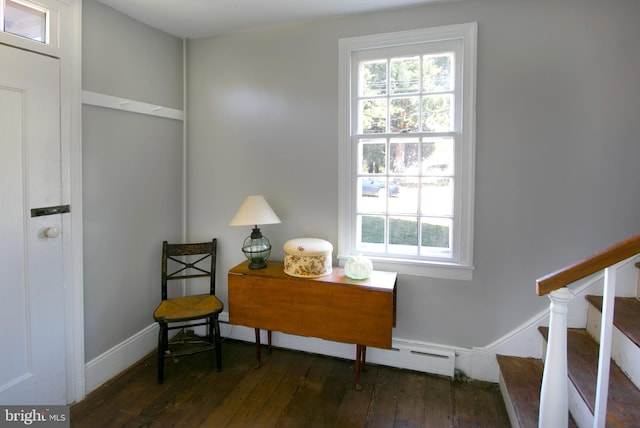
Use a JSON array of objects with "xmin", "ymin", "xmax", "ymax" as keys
[
  {"xmin": 359, "ymin": 99, "xmax": 387, "ymax": 134},
  {"xmin": 388, "ymin": 177, "xmax": 417, "ymax": 215},
  {"xmin": 359, "ymin": 215, "xmax": 385, "ymax": 244},
  {"xmin": 358, "ymin": 139, "xmax": 386, "ymax": 174},
  {"xmin": 422, "ymin": 94, "xmax": 453, "ymax": 132},
  {"xmin": 422, "ymin": 137, "xmax": 454, "ymax": 176},
  {"xmin": 358, "ymin": 177, "xmax": 387, "ymax": 213},
  {"xmin": 390, "ymin": 56, "xmax": 419, "ymax": 95},
  {"xmin": 359, "ymin": 60, "xmax": 387, "ymax": 96},
  {"xmin": 421, "ymin": 218, "xmax": 451, "ymax": 249},
  {"xmin": 3, "ymin": 0, "xmax": 47, "ymax": 43},
  {"xmin": 389, "ymin": 216, "xmax": 418, "ymax": 246},
  {"xmin": 389, "ymin": 139, "xmax": 419, "ymax": 174},
  {"xmin": 421, "ymin": 177, "xmax": 453, "ymax": 217},
  {"xmin": 423, "ymin": 54, "xmax": 454, "ymax": 92},
  {"xmin": 390, "ymin": 97, "xmax": 419, "ymax": 132}
]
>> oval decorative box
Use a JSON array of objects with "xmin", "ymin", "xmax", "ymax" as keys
[{"xmin": 283, "ymin": 238, "xmax": 333, "ymax": 278}]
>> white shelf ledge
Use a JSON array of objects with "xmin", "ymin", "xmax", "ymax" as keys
[{"xmin": 82, "ymin": 90, "xmax": 184, "ymax": 121}]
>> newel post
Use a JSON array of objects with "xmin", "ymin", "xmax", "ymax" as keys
[{"xmin": 539, "ymin": 287, "xmax": 573, "ymax": 428}]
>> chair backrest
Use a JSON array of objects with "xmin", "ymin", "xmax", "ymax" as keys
[{"xmin": 161, "ymin": 239, "xmax": 217, "ymax": 301}]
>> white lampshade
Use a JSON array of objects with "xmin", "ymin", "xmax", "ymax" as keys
[
  {"xmin": 229, "ymin": 195, "xmax": 281, "ymax": 226},
  {"xmin": 230, "ymin": 195, "xmax": 281, "ymax": 269}
]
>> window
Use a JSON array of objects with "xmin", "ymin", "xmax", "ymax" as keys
[
  {"xmin": 1, "ymin": 0, "xmax": 49, "ymax": 43},
  {"xmin": 338, "ymin": 23, "xmax": 477, "ymax": 280}
]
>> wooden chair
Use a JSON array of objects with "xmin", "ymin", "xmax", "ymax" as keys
[{"xmin": 153, "ymin": 239, "xmax": 223, "ymax": 384}]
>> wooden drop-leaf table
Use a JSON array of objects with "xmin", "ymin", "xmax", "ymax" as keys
[{"xmin": 228, "ymin": 260, "xmax": 397, "ymax": 389}]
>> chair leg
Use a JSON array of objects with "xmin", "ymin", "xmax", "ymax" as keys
[
  {"xmin": 207, "ymin": 315, "xmax": 214, "ymax": 343},
  {"xmin": 214, "ymin": 316, "xmax": 222, "ymax": 372},
  {"xmin": 157, "ymin": 322, "xmax": 167, "ymax": 384}
]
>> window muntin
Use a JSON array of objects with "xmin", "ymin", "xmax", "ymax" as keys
[
  {"xmin": 339, "ymin": 24, "xmax": 476, "ymax": 279},
  {"xmin": 1, "ymin": 0, "xmax": 49, "ymax": 43}
]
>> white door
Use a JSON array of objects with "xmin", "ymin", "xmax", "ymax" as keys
[{"xmin": 0, "ymin": 43, "xmax": 67, "ymax": 405}]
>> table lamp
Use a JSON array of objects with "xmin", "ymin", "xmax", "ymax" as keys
[{"xmin": 229, "ymin": 195, "xmax": 281, "ymax": 269}]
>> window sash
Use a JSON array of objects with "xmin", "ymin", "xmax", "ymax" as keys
[
  {"xmin": 354, "ymin": 133, "xmax": 457, "ymax": 262},
  {"xmin": 338, "ymin": 23, "xmax": 476, "ymax": 280}
]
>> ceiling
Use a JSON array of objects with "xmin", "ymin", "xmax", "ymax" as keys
[{"xmin": 96, "ymin": 0, "xmax": 445, "ymax": 39}]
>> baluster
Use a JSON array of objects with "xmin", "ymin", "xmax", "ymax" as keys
[
  {"xmin": 593, "ymin": 265, "xmax": 617, "ymax": 427},
  {"xmin": 539, "ymin": 287, "xmax": 573, "ymax": 428}
]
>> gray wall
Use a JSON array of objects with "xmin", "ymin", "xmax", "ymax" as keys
[
  {"xmin": 82, "ymin": 0, "xmax": 184, "ymax": 361},
  {"xmin": 187, "ymin": 0, "xmax": 640, "ymax": 349}
]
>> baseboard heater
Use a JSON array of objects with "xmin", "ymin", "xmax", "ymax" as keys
[{"xmin": 369, "ymin": 339, "xmax": 456, "ymax": 378}]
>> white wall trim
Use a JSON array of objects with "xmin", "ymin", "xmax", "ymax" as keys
[
  {"xmin": 181, "ymin": 37, "xmax": 188, "ymax": 241},
  {"xmin": 81, "ymin": 308, "xmax": 553, "ymax": 393},
  {"xmin": 84, "ymin": 323, "xmax": 158, "ymax": 393},
  {"xmin": 82, "ymin": 90, "xmax": 184, "ymax": 121},
  {"xmin": 67, "ymin": 0, "xmax": 85, "ymax": 404},
  {"xmin": 471, "ymin": 308, "xmax": 550, "ymax": 382},
  {"xmin": 85, "ymin": 315, "xmax": 461, "ymax": 395}
]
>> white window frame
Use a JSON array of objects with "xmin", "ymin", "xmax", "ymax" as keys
[{"xmin": 338, "ymin": 23, "xmax": 477, "ymax": 280}]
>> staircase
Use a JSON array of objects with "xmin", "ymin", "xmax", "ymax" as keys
[{"xmin": 497, "ymin": 235, "xmax": 640, "ymax": 427}]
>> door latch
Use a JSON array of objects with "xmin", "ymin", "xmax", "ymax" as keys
[{"xmin": 30, "ymin": 204, "xmax": 71, "ymax": 217}]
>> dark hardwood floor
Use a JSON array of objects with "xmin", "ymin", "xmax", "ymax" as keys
[{"xmin": 71, "ymin": 337, "xmax": 510, "ymax": 427}]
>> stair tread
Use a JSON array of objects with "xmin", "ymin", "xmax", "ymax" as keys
[
  {"xmin": 586, "ymin": 295, "xmax": 640, "ymax": 348},
  {"xmin": 539, "ymin": 327, "xmax": 640, "ymax": 427},
  {"xmin": 496, "ymin": 355, "xmax": 543, "ymax": 428},
  {"xmin": 497, "ymin": 355, "xmax": 577, "ymax": 428}
]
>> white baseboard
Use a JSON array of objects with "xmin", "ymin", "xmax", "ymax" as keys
[
  {"xmin": 471, "ymin": 309, "xmax": 548, "ymax": 383},
  {"xmin": 84, "ymin": 323, "xmax": 158, "ymax": 394},
  {"xmin": 84, "ymin": 314, "xmax": 460, "ymax": 396},
  {"xmin": 81, "ymin": 310, "xmax": 543, "ymax": 395}
]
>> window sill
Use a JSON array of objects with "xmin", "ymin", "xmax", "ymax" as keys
[{"xmin": 337, "ymin": 255, "xmax": 474, "ymax": 281}]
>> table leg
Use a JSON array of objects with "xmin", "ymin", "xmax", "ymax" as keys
[
  {"xmin": 254, "ymin": 328, "xmax": 262, "ymax": 368},
  {"xmin": 355, "ymin": 344, "xmax": 367, "ymax": 390},
  {"xmin": 362, "ymin": 346, "xmax": 367, "ymax": 372},
  {"xmin": 267, "ymin": 330, "xmax": 272, "ymax": 353}
]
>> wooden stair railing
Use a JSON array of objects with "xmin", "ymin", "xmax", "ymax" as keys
[
  {"xmin": 535, "ymin": 233, "xmax": 640, "ymax": 428},
  {"xmin": 536, "ymin": 233, "xmax": 640, "ymax": 296}
]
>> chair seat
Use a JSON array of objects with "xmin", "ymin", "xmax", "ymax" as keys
[{"xmin": 154, "ymin": 294, "xmax": 223, "ymax": 322}]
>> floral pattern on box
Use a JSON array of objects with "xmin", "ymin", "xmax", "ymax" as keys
[{"xmin": 284, "ymin": 254, "xmax": 331, "ymax": 278}]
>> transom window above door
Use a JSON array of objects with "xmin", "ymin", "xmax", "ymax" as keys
[{"xmin": 1, "ymin": 0, "xmax": 49, "ymax": 43}]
